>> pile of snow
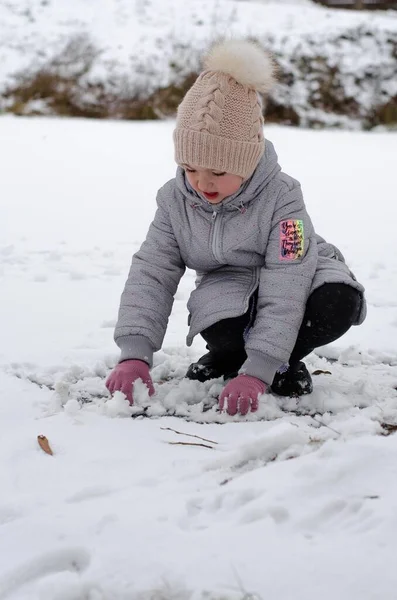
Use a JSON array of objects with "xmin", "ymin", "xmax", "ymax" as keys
[
  {"xmin": 0, "ymin": 0, "xmax": 396, "ymax": 128},
  {"xmin": 6, "ymin": 347, "xmax": 397, "ymax": 428}
]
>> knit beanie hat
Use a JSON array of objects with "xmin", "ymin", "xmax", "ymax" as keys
[{"xmin": 173, "ymin": 40, "xmax": 276, "ymax": 180}]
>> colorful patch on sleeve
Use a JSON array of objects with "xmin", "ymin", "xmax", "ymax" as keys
[{"xmin": 279, "ymin": 219, "xmax": 304, "ymax": 261}]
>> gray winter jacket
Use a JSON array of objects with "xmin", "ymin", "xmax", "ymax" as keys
[{"xmin": 115, "ymin": 140, "xmax": 366, "ymax": 384}]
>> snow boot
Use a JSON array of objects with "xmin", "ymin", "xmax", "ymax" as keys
[
  {"xmin": 185, "ymin": 351, "xmax": 242, "ymax": 383},
  {"xmin": 271, "ymin": 361, "xmax": 313, "ymax": 397}
]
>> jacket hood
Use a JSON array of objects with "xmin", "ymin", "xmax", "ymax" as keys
[{"xmin": 175, "ymin": 139, "xmax": 281, "ymax": 212}]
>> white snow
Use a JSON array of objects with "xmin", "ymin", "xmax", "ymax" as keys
[{"xmin": 1, "ymin": 115, "xmax": 397, "ymax": 598}]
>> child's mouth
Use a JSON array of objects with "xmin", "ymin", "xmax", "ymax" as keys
[{"xmin": 203, "ymin": 191, "xmax": 219, "ymax": 200}]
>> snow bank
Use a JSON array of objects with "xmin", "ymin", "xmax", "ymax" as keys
[{"xmin": 0, "ymin": 0, "xmax": 396, "ymax": 128}]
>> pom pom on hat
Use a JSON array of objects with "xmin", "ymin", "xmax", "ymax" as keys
[{"xmin": 204, "ymin": 39, "xmax": 276, "ymax": 95}]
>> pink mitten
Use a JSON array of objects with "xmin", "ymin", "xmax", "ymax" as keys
[
  {"xmin": 219, "ymin": 374, "xmax": 266, "ymax": 416},
  {"xmin": 105, "ymin": 359, "xmax": 155, "ymax": 405}
]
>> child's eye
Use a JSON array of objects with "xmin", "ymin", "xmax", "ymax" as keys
[
  {"xmin": 213, "ymin": 172, "xmax": 226, "ymax": 177},
  {"xmin": 185, "ymin": 167, "xmax": 196, "ymax": 173}
]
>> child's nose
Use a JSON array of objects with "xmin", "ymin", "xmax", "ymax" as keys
[{"xmin": 198, "ymin": 173, "xmax": 214, "ymax": 190}]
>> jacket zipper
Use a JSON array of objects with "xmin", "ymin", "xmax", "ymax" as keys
[{"xmin": 211, "ymin": 210, "xmax": 223, "ymax": 262}]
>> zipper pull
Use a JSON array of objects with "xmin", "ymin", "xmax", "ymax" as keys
[{"xmin": 212, "ymin": 211, "xmax": 217, "ymax": 222}]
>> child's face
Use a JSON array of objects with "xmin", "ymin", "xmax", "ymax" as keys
[{"xmin": 183, "ymin": 165, "xmax": 243, "ymax": 204}]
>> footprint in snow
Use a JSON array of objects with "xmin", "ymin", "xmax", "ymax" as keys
[
  {"xmin": 0, "ymin": 506, "xmax": 24, "ymax": 526},
  {"xmin": 299, "ymin": 497, "xmax": 382, "ymax": 535},
  {"xmin": 66, "ymin": 484, "xmax": 119, "ymax": 504},
  {"xmin": 0, "ymin": 547, "xmax": 90, "ymax": 600}
]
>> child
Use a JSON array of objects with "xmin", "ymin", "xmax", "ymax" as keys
[{"xmin": 106, "ymin": 40, "xmax": 366, "ymax": 416}]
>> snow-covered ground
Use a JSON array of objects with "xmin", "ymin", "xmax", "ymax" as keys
[{"xmin": 1, "ymin": 116, "xmax": 397, "ymax": 598}]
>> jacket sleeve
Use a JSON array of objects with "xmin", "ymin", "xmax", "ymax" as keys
[
  {"xmin": 114, "ymin": 185, "xmax": 186, "ymax": 366},
  {"xmin": 241, "ymin": 183, "xmax": 318, "ymax": 384}
]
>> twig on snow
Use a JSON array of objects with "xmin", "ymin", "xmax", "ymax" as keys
[
  {"xmin": 167, "ymin": 441, "xmax": 215, "ymax": 449},
  {"xmin": 160, "ymin": 426, "xmax": 218, "ymax": 445},
  {"xmin": 231, "ymin": 564, "xmax": 263, "ymax": 600},
  {"xmin": 310, "ymin": 416, "xmax": 341, "ymax": 436}
]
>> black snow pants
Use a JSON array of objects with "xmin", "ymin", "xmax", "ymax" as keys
[{"xmin": 199, "ymin": 283, "xmax": 363, "ymax": 375}]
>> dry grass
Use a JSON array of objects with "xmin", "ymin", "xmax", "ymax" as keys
[{"xmin": 2, "ymin": 31, "xmax": 397, "ymax": 129}]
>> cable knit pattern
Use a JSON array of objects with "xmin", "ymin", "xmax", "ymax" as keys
[
  {"xmin": 188, "ymin": 76, "xmax": 227, "ymax": 135},
  {"xmin": 249, "ymin": 95, "xmax": 264, "ymax": 142},
  {"xmin": 173, "ymin": 41, "xmax": 272, "ymax": 179}
]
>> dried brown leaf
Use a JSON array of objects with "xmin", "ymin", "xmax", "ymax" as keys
[
  {"xmin": 37, "ymin": 435, "xmax": 53, "ymax": 456},
  {"xmin": 380, "ymin": 422, "xmax": 397, "ymax": 435}
]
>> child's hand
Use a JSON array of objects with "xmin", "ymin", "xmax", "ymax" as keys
[
  {"xmin": 106, "ymin": 359, "xmax": 155, "ymax": 405},
  {"xmin": 219, "ymin": 374, "xmax": 266, "ymax": 416}
]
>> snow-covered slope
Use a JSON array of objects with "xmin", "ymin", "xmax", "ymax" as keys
[
  {"xmin": 1, "ymin": 0, "xmax": 397, "ymax": 128},
  {"xmin": 1, "ymin": 116, "xmax": 397, "ymax": 597}
]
